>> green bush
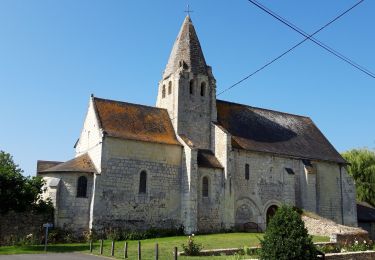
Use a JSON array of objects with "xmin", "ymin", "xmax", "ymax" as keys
[
  {"xmin": 47, "ymin": 228, "xmax": 77, "ymax": 243},
  {"xmin": 181, "ymin": 235, "xmax": 202, "ymax": 256},
  {"xmin": 260, "ymin": 205, "xmax": 317, "ymax": 260},
  {"xmin": 101, "ymin": 226, "xmax": 184, "ymax": 241}
]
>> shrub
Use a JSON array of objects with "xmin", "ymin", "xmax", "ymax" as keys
[
  {"xmin": 47, "ymin": 228, "xmax": 77, "ymax": 243},
  {"xmin": 317, "ymin": 244, "xmax": 340, "ymax": 253},
  {"xmin": 343, "ymin": 239, "xmax": 372, "ymax": 252},
  {"xmin": 181, "ymin": 234, "xmax": 202, "ymax": 256},
  {"xmin": 101, "ymin": 226, "xmax": 184, "ymax": 241},
  {"xmin": 260, "ymin": 204, "xmax": 317, "ymax": 260}
]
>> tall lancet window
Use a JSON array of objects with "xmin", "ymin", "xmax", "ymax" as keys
[
  {"xmin": 189, "ymin": 80, "xmax": 194, "ymax": 95},
  {"xmin": 168, "ymin": 81, "xmax": 172, "ymax": 95},
  {"xmin": 77, "ymin": 176, "xmax": 87, "ymax": 198},
  {"xmin": 245, "ymin": 164, "xmax": 250, "ymax": 180},
  {"xmin": 202, "ymin": 176, "xmax": 209, "ymax": 198},
  {"xmin": 162, "ymin": 85, "xmax": 166, "ymax": 98},
  {"xmin": 200, "ymin": 82, "xmax": 206, "ymax": 96},
  {"xmin": 139, "ymin": 171, "xmax": 147, "ymax": 194}
]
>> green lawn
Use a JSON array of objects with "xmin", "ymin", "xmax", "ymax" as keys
[{"xmin": 0, "ymin": 233, "xmax": 329, "ymax": 259}]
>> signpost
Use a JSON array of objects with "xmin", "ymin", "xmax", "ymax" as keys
[{"xmin": 43, "ymin": 223, "xmax": 53, "ymax": 252}]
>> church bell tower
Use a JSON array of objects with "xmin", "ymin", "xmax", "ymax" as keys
[{"xmin": 156, "ymin": 16, "xmax": 217, "ymax": 149}]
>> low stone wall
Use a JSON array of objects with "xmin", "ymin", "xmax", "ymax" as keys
[
  {"xmin": 0, "ymin": 211, "xmax": 52, "ymax": 246},
  {"xmin": 302, "ymin": 214, "xmax": 370, "ymax": 245},
  {"xmin": 325, "ymin": 250, "xmax": 375, "ymax": 260},
  {"xmin": 330, "ymin": 233, "xmax": 370, "ymax": 245}
]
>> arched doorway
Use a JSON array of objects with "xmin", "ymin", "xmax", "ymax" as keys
[{"xmin": 266, "ymin": 205, "xmax": 278, "ymax": 226}]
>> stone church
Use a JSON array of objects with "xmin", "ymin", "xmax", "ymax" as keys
[{"xmin": 37, "ymin": 16, "xmax": 357, "ymax": 234}]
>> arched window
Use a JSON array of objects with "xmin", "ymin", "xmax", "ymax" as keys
[
  {"xmin": 139, "ymin": 171, "xmax": 147, "ymax": 194},
  {"xmin": 202, "ymin": 176, "xmax": 209, "ymax": 198},
  {"xmin": 162, "ymin": 85, "xmax": 166, "ymax": 98},
  {"xmin": 200, "ymin": 82, "xmax": 206, "ymax": 96},
  {"xmin": 77, "ymin": 176, "xmax": 87, "ymax": 198},
  {"xmin": 245, "ymin": 164, "xmax": 250, "ymax": 180},
  {"xmin": 189, "ymin": 80, "xmax": 194, "ymax": 95},
  {"xmin": 168, "ymin": 81, "xmax": 172, "ymax": 95},
  {"xmin": 266, "ymin": 205, "xmax": 279, "ymax": 226}
]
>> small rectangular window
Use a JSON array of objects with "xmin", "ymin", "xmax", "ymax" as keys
[{"xmin": 285, "ymin": 168, "xmax": 295, "ymax": 175}]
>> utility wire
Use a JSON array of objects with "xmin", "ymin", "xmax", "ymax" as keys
[
  {"xmin": 247, "ymin": 0, "xmax": 374, "ymax": 79},
  {"xmin": 218, "ymin": 0, "xmax": 370, "ymax": 96},
  {"xmin": 137, "ymin": 1, "xmax": 364, "ymax": 136},
  {"xmin": 249, "ymin": 0, "xmax": 373, "ymax": 77}
]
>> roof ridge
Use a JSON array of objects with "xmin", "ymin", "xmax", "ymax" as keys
[
  {"xmin": 37, "ymin": 160, "xmax": 63, "ymax": 164},
  {"xmin": 93, "ymin": 97, "xmax": 167, "ymax": 112},
  {"xmin": 217, "ymin": 99, "xmax": 310, "ymax": 119},
  {"xmin": 40, "ymin": 153, "xmax": 96, "ymax": 173}
]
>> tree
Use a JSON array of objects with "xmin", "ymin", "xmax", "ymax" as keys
[
  {"xmin": 260, "ymin": 205, "xmax": 317, "ymax": 260},
  {"xmin": 0, "ymin": 150, "xmax": 50, "ymax": 214},
  {"xmin": 342, "ymin": 148, "xmax": 375, "ymax": 207}
]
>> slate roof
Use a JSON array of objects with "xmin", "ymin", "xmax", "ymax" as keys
[
  {"xmin": 39, "ymin": 153, "xmax": 96, "ymax": 173},
  {"xmin": 163, "ymin": 15, "xmax": 208, "ymax": 77},
  {"xmin": 357, "ymin": 202, "xmax": 375, "ymax": 222},
  {"xmin": 93, "ymin": 97, "xmax": 180, "ymax": 146},
  {"xmin": 198, "ymin": 149, "xmax": 223, "ymax": 169},
  {"xmin": 216, "ymin": 100, "xmax": 346, "ymax": 164}
]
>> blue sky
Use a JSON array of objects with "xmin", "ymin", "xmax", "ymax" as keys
[{"xmin": 0, "ymin": 0, "xmax": 374, "ymax": 176}]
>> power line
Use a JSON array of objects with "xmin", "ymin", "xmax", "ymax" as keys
[
  {"xmin": 217, "ymin": 0, "xmax": 370, "ymax": 96},
  {"xmin": 247, "ymin": 0, "xmax": 375, "ymax": 79},
  {"xmin": 137, "ymin": 1, "xmax": 364, "ymax": 136}
]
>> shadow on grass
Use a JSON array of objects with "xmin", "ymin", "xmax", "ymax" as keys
[{"xmin": 0, "ymin": 243, "xmax": 89, "ymax": 255}]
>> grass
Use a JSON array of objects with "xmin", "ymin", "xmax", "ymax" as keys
[
  {"xmin": 0, "ymin": 243, "xmax": 88, "ymax": 255},
  {"xmin": 0, "ymin": 233, "xmax": 329, "ymax": 259}
]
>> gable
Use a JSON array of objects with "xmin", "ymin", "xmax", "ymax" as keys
[
  {"xmin": 216, "ymin": 100, "xmax": 346, "ymax": 164},
  {"xmin": 93, "ymin": 97, "xmax": 180, "ymax": 146}
]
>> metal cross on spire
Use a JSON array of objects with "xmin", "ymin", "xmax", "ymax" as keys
[{"xmin": 184, "ymin": 4, "xmax": 194, "ymax": 16}]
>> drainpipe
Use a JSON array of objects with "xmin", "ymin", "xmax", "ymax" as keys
[{"xmin": 339, "ymin": 164, "xmax": 344, "ymax": 225}]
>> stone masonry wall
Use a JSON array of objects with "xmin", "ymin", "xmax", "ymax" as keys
[
  {"xmin": 157, "ymin": 69, "xmax": 216, "ymax": 150},
  {"xmin": 316, "ymin": 162, "xmax": 358, "ymax": 225},
  {"xmin": 0, "ymin": 211, "xmax": 52, "ymax": 246},
  {"xmin": 325, "ymin": 251, "xmax": 375, "ymax": 260},
  {"xmin": 231, "ymin": 150, "xmax": 357, "ymax": 229},
  {"xmin": 212, "ymin": 124, "xmax": 235, "ymax": 229},
  {"xmin": 233, "ymin": 150, "xmax": 296, "ymax": 230},
  {"xmin": 341, "ymin": 167, "xmax": 357, "ymax": 226},
  {"xmin": 178, "ymin": 136, "xmax": 199, "ymax": 234},
  {"xmin": 41, "ymin": 172, "xmax": 93, "ymax": 232},
  {"xmin": 197, "ymin": 167, "xmax": 224, "ymax": 232},
  {"xmin": 92, "ymin": 137, "xmax": 182, "ymax": 231},
  {"xmin": 75, "ymin": 96, "xmax": 102, "ymax": 172}
]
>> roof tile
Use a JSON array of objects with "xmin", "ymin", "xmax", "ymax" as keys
[
  {"xmin": 94, "ymin": 97, "xmax": 180, "ymax": 146},
  {"xmin": 217, "ymin": 100, "xmax": 346, "ymax": 163}
]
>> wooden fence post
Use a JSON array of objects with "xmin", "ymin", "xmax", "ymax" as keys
[
  {"xmin": 124, "ymin": 241, "xmax": 128, "ymax": 259},
  {"xmin": 99, "ymin": 239, "xmax": 103, "ymax": 255},
  {"xmin": 89, "ymin": 240, "xmax": 93, "ymax": 253},
  {"xmin": 155, "ymin": 243, "xmax": 159, "ymax": 260},
  {"xmin": 138, "ymin": 240, "xmax": 141, "ymax": 260},
  {"xmin": 174, "ymin": 246, "xmax": 178, "ymax": 260},
  {"xmin": 111, "ymin": 240, "xmax": 115, "ymax": 257}
]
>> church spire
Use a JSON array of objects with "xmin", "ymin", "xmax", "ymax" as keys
[{"xmin": 163, "ymin": 15, "xmax": 208, "ymax": 78}]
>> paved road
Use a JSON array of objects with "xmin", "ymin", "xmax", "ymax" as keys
[{"xmin": 0, "ymin": 253, "xmax": 108, "ymax": 260}]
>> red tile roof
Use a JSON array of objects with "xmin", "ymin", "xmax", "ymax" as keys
[
  {"xmin": 93, "ymin": 97, "xmax": 180, "ymax": 146},
  {"xmin": 39, "ymin": 153, "xmax": 96, "ymax": 173}
]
